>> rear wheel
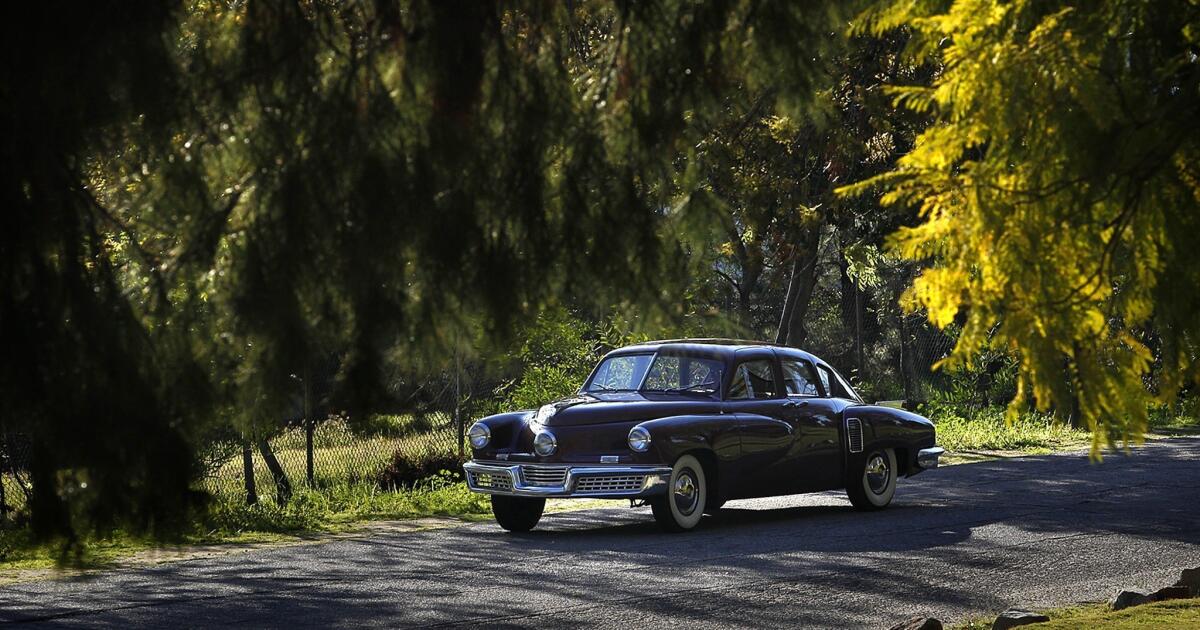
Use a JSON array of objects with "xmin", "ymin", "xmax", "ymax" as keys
[
  {"xmin": 491, "ymin": 495, "xmax": 545, "ymax": 532},
  {"xmin": 651, "ymin": 454, "xmax": 707, "ymax": 532},
  {"xmin": 846, "ymin": 448, "xmax": 897, "ymax": 511}
]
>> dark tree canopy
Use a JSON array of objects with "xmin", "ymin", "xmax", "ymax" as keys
[{"xmin": 2, "ymin": 1, "xmax": 847, "ymax": 537}]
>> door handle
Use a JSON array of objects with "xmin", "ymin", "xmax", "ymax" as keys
[{"xmin": 783, "ymin": 400, "xmax": 809, "ymax": 408}]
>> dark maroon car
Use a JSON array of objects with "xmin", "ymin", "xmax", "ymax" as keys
[{"xmin": 464, "ymin": 339, "xmax": 943, "ymax": 532}]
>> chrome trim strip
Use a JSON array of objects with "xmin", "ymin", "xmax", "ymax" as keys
[
  {"xmin": 463, "ymin": 461, "xmax": 672, "ymax": 498},
  {"xmin": 917, "ymin": 446, "xmax": 945, "ymax": 469}
]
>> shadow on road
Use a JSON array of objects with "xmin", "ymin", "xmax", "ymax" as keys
[{"xmin": 1, "ymin": 440, "xmax": 1198, "ymax": 628}]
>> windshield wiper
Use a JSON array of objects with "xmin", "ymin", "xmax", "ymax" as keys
[{"xmin": 589, "ymin": 384, "xmax": 635, "ymax": 392}]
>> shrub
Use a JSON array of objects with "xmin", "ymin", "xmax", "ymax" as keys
[{"xmin": 376, "ymin": 450, "xmax": 466, "ymax": 489}]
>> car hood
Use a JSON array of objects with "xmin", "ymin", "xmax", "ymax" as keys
[{"xmin": 539, "ymin": 392, "xmax": 721, "ymax": 427}]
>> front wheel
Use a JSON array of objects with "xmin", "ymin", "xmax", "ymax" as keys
[
  {"xmin": 651, "ymin": 454, "xmax": 707, "ymax": 532},
  {"xmin": 491, "ymin": 495, "xmax": 545, "ymax": 532},
  {"xmin": 846, "ymin": 448, "xmax": 897, "ymax": 511}
]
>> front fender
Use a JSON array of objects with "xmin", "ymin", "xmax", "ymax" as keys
[
  {"xmin": 470, "ymin": 410, "xmax": 533, "ymax": 457},
  {"xmin": 636, "ymin": 413, "xmax": 740, "ymax": 502}
]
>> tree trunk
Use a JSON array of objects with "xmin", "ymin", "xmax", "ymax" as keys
[
  {"xmin": 242, "ymin": 441, "xmax": 258, "ymax": 506},
  {"xmin": 775, "ymin": 228, "xmax": 822, "ymax": 346},
  {"xmin": 775, "ymin": 255, "xmax": 801, "ymax": 345},
  {"xmin": 258, "ymin": 438, "xmax": 292, "ymax": 504}
]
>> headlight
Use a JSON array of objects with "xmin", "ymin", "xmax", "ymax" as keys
[
  {"xmin": 533, "ymin": 430, "xmax": 557, "ymax": 456},
  {"xmin": 628, "ymin": 426, "xmax": 651, "ymax": 452},
  {"xmin": 468, "ymin": 422, "xmax": 490, "ymax": 449}
]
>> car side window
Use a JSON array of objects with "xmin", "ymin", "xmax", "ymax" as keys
[
  {"xmin": 781, "ymin": 359, "xmax": 819, "ymax": 396},
  {"xmin": 815, "ymin": 365, "xmax": 832, "ymax": 396},
  {"xmin": 818, "ymin": 365, "xmax": 854, "ymax": 399},
  {"xmin": 728, "ymin": 359, "xmax": 778, "ymax": 399}
]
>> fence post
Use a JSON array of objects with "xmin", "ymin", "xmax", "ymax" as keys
[
  {"xmin": 0, "ymin": 427, "xmax": 7, "ymax": 520},
  {"xmin": 0, "ymin": 466, "xmax": 7, "ymax": 521},
  {"xmin": 242, "ymin": 440, "xmax": 258, "ymax": 506},
  {"xmin": 258, "ymin": 438, "xmax": 293, "ymax": 504},
  {"xmin": 304, "ymin": 363, "xmax": 314, "ymax": 486},
  {"xmin": 455, "ymin": 342, "xmax": 464, "ymax": 459}
]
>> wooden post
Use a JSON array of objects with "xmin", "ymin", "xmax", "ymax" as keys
[
  {"xmin": 258, "ymin": 438, "xmax": 293, "ymax": 504},
  {"xmin": 242, "ymin": 440, "xmax": 258, "ymax": 506},
  {"xmin": 304, "ymin": 363, "xmax": 314, "ymax": 486},
  {"xmin": 455, "ymin": 339, "xmax": 464, "ymax": 459},
  {"xmin": 0, "ymin": 469, "xmax": 8, "ymax": 521}
]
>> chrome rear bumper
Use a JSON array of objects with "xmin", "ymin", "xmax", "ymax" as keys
[
  {"xmin": 917, "ymin": 447, "xmax": 945, "ymax": 469},
  {"xmin": 463, "ymin": 460, "xmax": 672, "ymax": 499}
]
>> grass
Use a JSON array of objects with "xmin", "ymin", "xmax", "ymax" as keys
[
  {"xmin": 926, "ymin": 405, "xmax": 1091, "ymax": 455},
  {"xmin": 204, "ymin": 418, "xmax": 460, "ymax": 499},
  {"xmin": 955, "ymin": 599, "xmax": 1200, "ymax": 629},
  {"xmin": 1149, "ymin": 408, "xmax": 1200, "ymax": 433},
  {"xmin": 0, "ymin": 472, "xmax": 491, "ymax": 574},
  {"xmin": 1, "ymin": 417, "xmax": 483, "ymax": 575}
]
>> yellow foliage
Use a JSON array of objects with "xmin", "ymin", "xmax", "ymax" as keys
[{"xmin": 849, "ymin": 0, "xmax": 1200, "ymax": 454}]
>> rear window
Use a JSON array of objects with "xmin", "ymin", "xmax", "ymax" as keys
[
  {"xmin": 781, "ymin": 359, "xmax": 820, "ymax": 396},
  {"xmin": 728, "ymin": 359, "xmax": 779, "ymax": 399}
]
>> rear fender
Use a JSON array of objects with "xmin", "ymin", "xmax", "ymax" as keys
[{"xmin": 842, "ymin": 405, "xmax": 936, "ymax": 477}]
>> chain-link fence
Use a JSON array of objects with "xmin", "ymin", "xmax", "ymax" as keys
[
  {"xmin": 201, "ymin": 413, "xmax": 465, "ymax": 504},
  {"xmin": 0, "ymin": 432, "xmax": 31, "ymax": 518}
]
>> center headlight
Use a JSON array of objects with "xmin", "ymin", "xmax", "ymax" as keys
[
  {"xmin": 628, "ymin": 426, "xmax": 651, "ymax": 452},
  {"xmin": 467, "ymin": 422, "xmax": 490, "ymax": 449},
  {"xmin": 533, "ymin": 430, "xmax": 557, "ymax": 456}
]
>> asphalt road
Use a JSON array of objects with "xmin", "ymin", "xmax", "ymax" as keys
[{"xmin": 2, "ymin": 438, "xmax": 1199, "ymax": 629}]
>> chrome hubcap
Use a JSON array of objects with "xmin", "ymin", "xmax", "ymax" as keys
[
  {"xmin": 865, "ymin": 454, "xmax": 890, "ymax": 495},
  {"xmin": 673, "ymin": 470, "xmax": 699, "ymax": 515}
]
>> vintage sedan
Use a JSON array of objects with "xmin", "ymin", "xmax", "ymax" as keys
[{"xmin": 464, "ymin": 339, "xmax": 943, "ymax": 532}]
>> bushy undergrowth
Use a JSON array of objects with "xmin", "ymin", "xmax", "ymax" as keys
[{"xmin": 924, "ymin": 404, "xmax": 1090, "ymax": 452}]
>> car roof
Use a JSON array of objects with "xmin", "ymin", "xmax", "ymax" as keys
[{"xmin": 607, "ymin": 338, "xmax": 826, "ymax": 365}]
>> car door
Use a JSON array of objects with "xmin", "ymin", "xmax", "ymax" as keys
[
  {"xmin": 723, "ymin": 351, "xmax": 792, "ymax": 498},
  {"xmin": 776, "ymin": 354, "xmax": 844, "ymax": 491}
]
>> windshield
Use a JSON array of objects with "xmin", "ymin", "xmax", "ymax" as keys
[{"xmin": 585, "ymin": 352, "xmax": 724, "ymax": 395}]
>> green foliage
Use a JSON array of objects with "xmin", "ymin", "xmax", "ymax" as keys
[
  {"xmin": 205, "ymin": 474, "xmax": 489, "ymax": 533},
  {"xmin": 926, "ymin": 404, "xmax": 1089, "ymax": 453},
  {"xmin": 844, "ymin": 0, "xmax": 1200, "ymax": 456},
  {"xmin": 494, "ymin": 308, "xmax": 667, "ymax": 411}
]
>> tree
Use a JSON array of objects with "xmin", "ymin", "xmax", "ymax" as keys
[
  {"xmin": 846, "ymin": 0, "xmax": 1200, "ymax": 454},
  {"xmin": 3, "ymin": 1, "xmax": 849, "ymax": 538}
]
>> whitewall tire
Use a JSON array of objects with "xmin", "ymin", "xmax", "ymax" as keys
[
  {"xmin": 846, "ymin": 448, "xmax": 897, "ymax": 511},
  {"xmin": 651, "ymin": 454, "xmax": 707, "ymax": 532}
]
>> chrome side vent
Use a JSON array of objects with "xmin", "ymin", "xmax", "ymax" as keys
[{"xmin": 846, "ymin": 417, "xmax": 864, "ymax": 453}]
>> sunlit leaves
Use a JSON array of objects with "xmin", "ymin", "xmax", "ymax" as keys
[{"xmin": 847, "ymin": 0, "xmax": 1200, "ymax": 456}]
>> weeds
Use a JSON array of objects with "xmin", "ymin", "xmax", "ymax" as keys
[{"xmin": 924, "ymin": 404, "xmax": 1090, "ymax": 453}]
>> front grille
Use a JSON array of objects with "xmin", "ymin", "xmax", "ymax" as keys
[
  {"xmin": 574, "ymin": 474, "xmax": 646, "ymax": 494},
  {"xmin": 469, "ymin": 471, "xmax": 513, "ymax": 492},
  {"xmin": 520, "ymin": 465, "xmax": 569, "ymax": 487},
  {"xmin": 846, "ymin": 417, "xmax": 864, "ymax": 453}
]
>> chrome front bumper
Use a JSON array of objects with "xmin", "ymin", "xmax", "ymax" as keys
[
  {"xmin": 463, "ymin": 461, "xmax": 672, "ymax": 499},
  {"xmin": 918, "ymin": 447, "xmax": 945, "ymax": 469}
]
